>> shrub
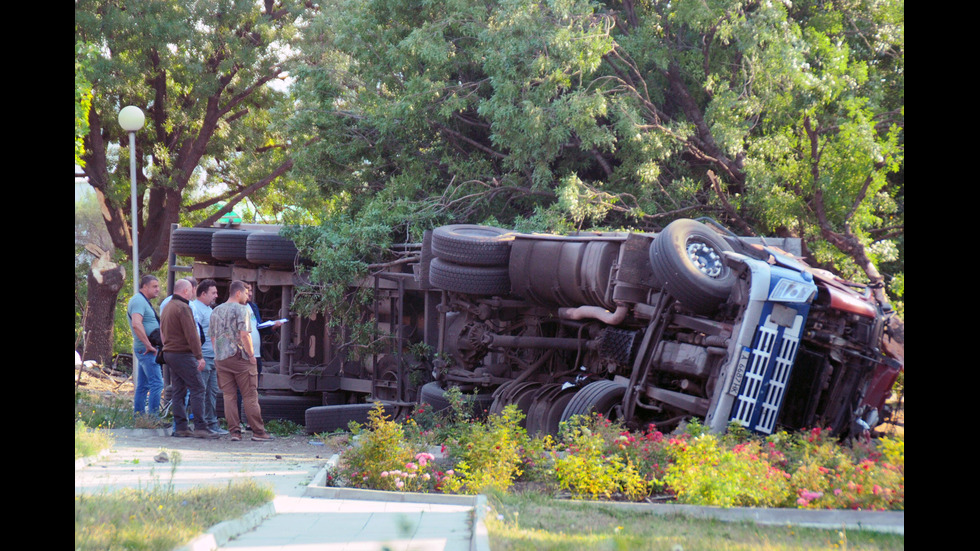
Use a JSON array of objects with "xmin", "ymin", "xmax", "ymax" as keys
[
  {"xmin": 554, "ymin": 421, "xmax": 650, "ymax": 501},
  {"xmin": 335, "ymin": 404, "xmax": 417, "ymax": 490},
  {"xmin": 664, "ymin": 432, "xmax": 792, "ymax": 507},
  {"xmin": 781, "ymin": 433, "xmax": 904, "ymax": 510},
  {"xmin": 440, "ymin": 405, "xmax": 527, "ymax": 494}
]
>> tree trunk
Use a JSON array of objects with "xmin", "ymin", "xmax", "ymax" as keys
[{"xmin": 82, "ymin": 247, "xmax": 126, "ymax": 366}]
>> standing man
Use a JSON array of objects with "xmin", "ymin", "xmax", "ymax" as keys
[
  {"xmin": 161, "ymin": 279, "xmax": 217, "ymax": 438},
  {"xmin": 211, "ymin": 280, "xmax": 274, "ymax": 442},
  {"xmin": 128, "ymin": 275, "xmax": 163, "ymax": 417},
  {"xmin": 191, "ymin": 279, "xmax": 226, "ymax": 435}
]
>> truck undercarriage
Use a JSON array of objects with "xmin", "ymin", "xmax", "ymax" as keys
[{"xmin": 169, "ymin": 219, "xmax": 903, "ymax": 438}]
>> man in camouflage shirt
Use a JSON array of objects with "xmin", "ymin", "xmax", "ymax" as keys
[{"xmin": 209, "ymin": 280, "xmax": 273, "ymax": 442}]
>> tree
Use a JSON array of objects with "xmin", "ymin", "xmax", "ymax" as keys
[
  {"xmin": 74, "ymin": 0, "xmax": 307, "ymax": 363},
  {"xmin": 288, "ymin": 0, "xmax": 903, "ymax": 312}
]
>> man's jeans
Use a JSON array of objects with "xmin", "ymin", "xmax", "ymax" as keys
[
  {"xmin": 198, "ymin": 358, "xmax": 220, "ymax": 431},
  {"xmin": 133, "ymin": 349, "xmax": 164, "ymax": 416}
]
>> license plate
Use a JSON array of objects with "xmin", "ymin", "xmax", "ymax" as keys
[{"xmin": 728, "ymin": 348, "xmax": 750, "ymax": 395}]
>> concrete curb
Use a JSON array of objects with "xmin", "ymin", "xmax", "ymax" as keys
[
  {"xmin": 174, "ymin": 502, "xmax": 277, "ymax": 551},
  {"xmin": 304, "ymin": 454, "xmax": 493, "ymax": 551},
  {"xmin": 559, "ymin": 499, "xmax": 904, "ymax": 535}
]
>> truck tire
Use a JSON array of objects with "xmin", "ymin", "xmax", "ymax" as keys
[
  {"xmin": 215, "ymin": 393, "xmax": 321, "ymax": 426},
  {"xmin": 428, "ymin": 258, "xmax": 511, "ymax": 296},
  {"xmin": 560, "ymin": 380, "xmax": 627, "ymax": 424},
  {"xmin": 246, "ymin": 232, "xmax": 299, "ymax": 267},
  {"xmin": 211, "ymin": 230, "xmax": 252, "ymax": 263},
  {"xmin": 649, "ymin": 219, "xmax": 736, "ymax": 314},
  {"xmin": 305, "ymin": 403, "xmax": 392, "ymax": 434},
  {"xmin": 431, "ymin": 225, "xmax": 515, "ymax": 266},
  {"xmin": 172, "ymin": 227, "xmax": 221, "ymax": 261}
]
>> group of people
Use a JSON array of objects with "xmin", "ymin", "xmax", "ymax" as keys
[{"xmin": 127, "ymin": 275, "xmax": 282, "ymax": 441}]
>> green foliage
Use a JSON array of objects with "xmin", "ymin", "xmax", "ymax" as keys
[
  {"xmin": 75, "ymin": 420, "xmax": 114, "ymax": 460},
  {"xmin": 664, "ymin": 432, "xmax": 792, "ymax": 508},
  {"xmin": 440, "ymin": 405, "xmax": 528, "ymax": 495},
  {"xmin": 768, "ymin": 428, "xmax": 905, "ymax": 510},
  {"xmin": 290, "ymin": 0, "xmax": 904, "ymax": 292},
  {"xmin": 75, "ymin": 479, "xmax": 273, "ymax": 551},
  {"xmin": 336, "ymin": 404, "xmax": 416, "ymax": 489},
  {"xmin": 331, "ymin": 401, "xmax": 904, "ymax": 509},
  {"xmin": 262, "ymin": 419, "xmax": 305, "ymax": 437},
  {"xmin": 554, "ymin": 418, "xmax": 650, "ymax": 501}
]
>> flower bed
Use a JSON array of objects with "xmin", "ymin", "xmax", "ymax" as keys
[{"xmin": 325, "ymin": 394, "xmax": 903, "ymax": 511}]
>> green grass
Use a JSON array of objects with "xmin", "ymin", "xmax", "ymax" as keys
[
  {"xmin": 75, "ymin": 420, "xmax": 115, "ymax": 460},
  {"xmin": 75, "ymin": 390, "xmax": 171, "ymax": 430},
  {"xmin": 75, "ymin": 477, "xmax": 274, "ymax": 551},
  {"xmin": 485, "ymin": 490, "xmax": 904, "ymax": 551}
]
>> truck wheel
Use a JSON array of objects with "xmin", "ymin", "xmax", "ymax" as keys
[
  {"xmin": 560, "ymin": 380, "xmax": 627, "ymax": 424},
  {"xmin": 215, "ymin": 393, "xmax": 320, "ymax": 426},
  {"xmin": 246, "ymin": 232, "xmax": 299, "ymax": 267},
  {"xmin": 431, "ymin": 225, "xmax": 515, "ymax": 266},
  {"xmin": 305, "ymin": 403, "xmax": 392, "ymax": 434},
  {"xmin": 211, "ymin": 230, "xmax": 252, "ymax": 263},
  {"xmin": 428, "ymin": 258, "xmax": 511, "ymax": 296},
  {"xmin": 172, "ymin": 227, "xmax": 221, "ymax": 262},
  {"xmin": 649, "ymin": 219, "xmax": 736, "ymax": 314}
]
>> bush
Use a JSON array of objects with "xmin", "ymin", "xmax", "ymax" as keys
[
  {"xmin": 664, "ymin": 431, "xmax": 792, "ymax": 508},
  {"xmin": 775, "ymin": 430, "xmax": 905, "ymax": 510},
  {"xmin": 440, "ymin": 405, "xmax": 527, "ymax": 494},
  {"xmin": 330, "ymin": 404, "xmax": 904, "ymax": 511},
  {"xmin": 554, "ymin": 420, "xmax": 650, "ymax": 501}
]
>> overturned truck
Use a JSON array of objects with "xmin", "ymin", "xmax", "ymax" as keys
[{"xmin": 170, "ymin": 218, "xmax": 903, "ymax": 438}]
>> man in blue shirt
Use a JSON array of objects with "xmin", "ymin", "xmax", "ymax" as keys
[
  {"xmin": 191, "ymin": 279, "xmax": 226, "ymax": 434},
  {"xmin": 127, "ymin": 275, "xmax": 163, "ymax": 416}
]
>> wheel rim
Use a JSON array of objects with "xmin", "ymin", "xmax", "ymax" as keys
[{"xmin": 686, "ymin": 240, "xmax": 725, "ymax": 278}]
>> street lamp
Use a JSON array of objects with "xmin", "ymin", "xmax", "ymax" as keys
[{"xmin": 118, "ymin": 105, "xmax": 145, "ymax": 294}]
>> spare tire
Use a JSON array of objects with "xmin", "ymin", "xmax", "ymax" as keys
[
  {"xmin": 211, "ymin": 230, "xmax": 252, "ymax": 263},
  {"xmin": 428, "ymin": 258, "xmax": 511, "ymax": 296},
  {"xmin": 246, "ymin": 232, "xmax": 299, "ymax": 267},
  {"xmin": 431, "ymin": 225, "xmax": 515, "ymax": 266},
  {"xmin": 649, "ymin": 219, "xmax": 736, "ymax": 314},
  {"xmin": 172, "ymin": 227, "xmax": 221, "ymax": 262}
]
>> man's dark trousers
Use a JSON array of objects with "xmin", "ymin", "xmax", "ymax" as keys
[{"xmin": 164, "ymin": 352, "xmax": 206, "ymax": 432}]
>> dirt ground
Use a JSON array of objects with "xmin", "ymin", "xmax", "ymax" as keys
[{"xmin": 74, "ymin": 365, "xmax": 348, "ymax": 456}]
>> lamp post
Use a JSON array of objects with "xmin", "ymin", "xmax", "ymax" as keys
[{"xmin": 118, "ymin": 105, "xmax": 145, "ymax": 294}]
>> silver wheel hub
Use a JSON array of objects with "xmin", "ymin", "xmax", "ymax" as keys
[{"xmin": 687, "ymin": 241, "xmax": 724, "ymax": 278}]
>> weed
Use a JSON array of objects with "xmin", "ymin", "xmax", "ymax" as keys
[
  {"xmin": 264, "ymin": 419, "xmax": 304, "ymax": 436},
  {"xmin": 75, "ymin": 420, "xmax": 115, "ymax": 460}
]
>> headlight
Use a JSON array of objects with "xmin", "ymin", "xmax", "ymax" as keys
[{"xmin": 768, "ymin": 278, "xmax": 817, "ymax": 303}]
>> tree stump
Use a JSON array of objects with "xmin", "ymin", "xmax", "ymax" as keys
[{"xmin": 82, "ymin": 245, "xmax": 125, "ymax": 366}]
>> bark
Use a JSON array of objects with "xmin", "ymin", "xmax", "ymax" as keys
[{"xmin": 82, "ymin": 246, "xmax": 126, "ymax": 366}]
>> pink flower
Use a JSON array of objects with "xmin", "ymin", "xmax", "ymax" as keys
[
  {"xmin": 381, "ymin": 471, "xmax": 389, "ymax": 477},
  {"xmin": 406, "ymin": 462, "xmax": 418, "ymax": 471},
  {"xmin": 396, "ymin": 480, "xmax": 404, "ymax": 489}
]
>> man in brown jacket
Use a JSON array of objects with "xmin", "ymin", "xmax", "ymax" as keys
[{"xmin": 161, "ymin": 279, "xmax": 219, "ymax": 438}]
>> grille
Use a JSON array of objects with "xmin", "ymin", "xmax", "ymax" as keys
[{"xmin": 730, "ymin": 311, "xmax": 804, "ymax": 434}]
